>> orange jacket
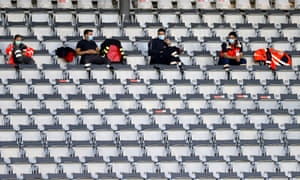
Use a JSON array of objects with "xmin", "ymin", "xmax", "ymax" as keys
[
  {"xmin": 254, "ymin": 48, "xmax": 292, "ymax": 70},
  {"xmin": 5, "ymin": 43, "xmax": 34, "ymax": 65}
]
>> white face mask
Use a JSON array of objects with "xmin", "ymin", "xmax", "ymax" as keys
[
  {"xmin": 88, "ymin": 35, "xmax": 94, "ymax": 41},
  {"xmin": 228, "ymin": 38, "xmax": 236, "ymax": 44},
  {"xmin": 158, "ymin": 35, "xmax": 165, "ymax": 40}
]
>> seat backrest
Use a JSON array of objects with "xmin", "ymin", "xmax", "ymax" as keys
[
  {"xmin": 137, "ymin": 0, "xmax": 152, "ymax": 9},
  {"xmin": 236, "ymin": 0, "xmax": 251, "ymax": 9},
  {"xmin": 157, "ymin": 0, "xmax": 173, "ymax": 9},
  {"xmin": 176, "ymin": 0, "xmax": 193, "ymax": 9},
  {"xmin": 296, "ymin": 0, "xmax": 300, "ymax": 8},
  {"xmin": 77, "ymin": 0, "xmax": 93, "ymax": 9},
  {"xmin": 98, "ymin": 0, "xmax": 114, "ymax": 9},
  {"xmin": 275, "ymin": 0, "xmax": 290, "ymax": 9},
  {"xmin": 57, "ymin": 0, "xmax": 73, "ymax": 8},
  {"xmin": 17, "ymin": 0, "xmax": 33, "ymax": 8},
  {"xmin": 195, "ymin": 0, "xmax": 212, "ymax": 9},
  {"xmin": 0, "ymin": 0, "xmax": 13, "ymax": 8},
  {"xmin": 216, "ymin": 0, "xmax": 231, "ymax": 9},
  {"xmin": 36, "ymin": 0, "xmax": 53, "ymax": 8},
  {"xmin": 255, "ymin": 0, "xmax": 271, "ymax": 9}
]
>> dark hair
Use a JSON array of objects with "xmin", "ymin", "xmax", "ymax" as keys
[
  {"xmin": 84, "ymin": 29, "xmax": 93, "ymax": 36},
  {"xmin": 157, "ymin": 28, "xmax": 166, "ymax": 33},
  {"xmin": 14, "ymin": 34, "xmax": 23, "ymax": 40},
  {"xmin": 228, "ymin": 31, "xmax": 237, "ymax": 38}
]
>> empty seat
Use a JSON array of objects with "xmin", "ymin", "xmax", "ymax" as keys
[
  {"xmin": 103, "ymin": 109, "xmax": 128, "ymax": 129},
  {"xmin": 162, "ymin": 94, "xmax": 185, "ymax": 111},
  {"xmin": 35, "ymin": 157, "xmax": 57, "ymax": 179},
  {"xmin": 239, "ymin": 140, "xmax": 262, "ymax": 157},
  {"xmin": 152, "ymin": 109, "xmax": 176, "ymax": 129},
  {"xmin": 230, "ymin": 156, "xmax": 253, "ymax": 174},
  {"xmin": 144, "ymin": 140, "xmax": 168, "ymax": 161},
  {"xmin": 251, "ymin": 66, "xmax": 274, "ymax": 82},
  {"xmin": 216, "ymin": 140, "xmax": 239, "ymax": 157},
  {"xmin": 210, "ymin": 94, "xmax": 232, "ymax": 110},
  {"xmin": 137, "ymin": 0, "xmax": 153, "ymax": 9},
  {"xmin": 253, "ymin": 156, "xmax": 277, "ymax": 173},
  {"xmin": 116, "ymin": 124, "xmax": 140, "ymax": 141},
  {"xmin": 134, "ymin": 156, "xmax": 157, "ymax": 176},
  {"xmin": 181, "ymin": 37, "xmax": 202, "ymax": 56},
  {"xmin": 158, "ymin": 10, "xmax": 179, "ymax": 27},
  {"xmin": 173, "ymin": 80, "xmax": 195, "ymax": 95},
  {"xmin": 195, "ymin": 0, "xmax": 212, "ymax": 9},
  {"xmin": 271, "ymin": 37, "xmax": 293, "ymax": 52},
  {"xmin": 42, "ymin": 94, "xmax": 66, "ymax": 114},
  {"xmin": 202, "ymin": 10, "xmax": 223, "ymax": 28},
  {"xmin": 233, "ymin": 94, "xmax": 256, "ymax": 110},
  {"xmin": 97, "ymin": 0, "xmax": 114, "ymax": 9},
  {"xmin": 256, "ymin": 94, "xmax": 280, "ymax": 110},
  {"xmin": 56, "ymin": 109, "xmax": 79, "ymax": 128},
  {"xmin": 196, "ymin": 80, "xmax": 218, "ymax": 97},
  {"xmin": 85, "ymin": 156, "xmax": 107, "ymax": 176},
  {"xmin": 71, "ymin": 141, "xmax": 95, "ymax": 160},
  {"xmin": 255, "ymin": 0, "xmax": 271, "ymax": 9},
  {"xmin": 220, "ymin": 80, "xmax": 243, "ymax": 95},
  {"xmin": 157, "ymin": 156, "xmax": 181, "ymax": 177},
  {"xmin": 0, "ymin": 0, "xmax": 13, "ymax": 8},
  {"xmin": 109, "ymin": 156, "xmax": 133, "ymax": 176},
  {"xmin": 55, "ymin": 79, "xmax": 79, "ymax": 99},
  {"xmin": 0, "ymin": 95, "xmax": 17, "ymax": 114},
  {"xmin": 191, "ymin": 23, "xmax": 212, "ymax": 41},
  {"xmin": 189, "ymin": 124, "xmax": 212, "ymax": 141},
  {"xmin": 247, "ymin": 109, "xmax": 270, "ymax": 126},
  {"xmin": 113, "ymin": 65, "xmax": 136, "ymax": 84},
  {"xmin": 236, "ymin": 0, "xmax": 251, "ymax": 9},
  {"xmin": 205, "ymin": 156, "xmax": 229, "ymax": 174},
  {"xmin": 65, "ymin": 64, "xmax": 89, "ymax": 84},
  {"xmin": 216, "ymin": 0, "xmax": 232, "ymax": 9},
  {"xmin": 276, "ymin": 66, "xmax": 297, "ymax": 81},
  {"xmin": 248, "ymin": 37, "xmax": 269, "ymax": 51},
  {"xmin": 31, "ymin": 109, "xmax": 54, "ymax": 128},
  {"xmin": 101, "ymin": 79, "xmax": 126, "ymax": 98},
  {"xmin": 56, "ymin": 0, "xmax": 73, "ymax": 8},
  {"xmin": 266, "ymin": 80, "xmax": 288, "ymax": 96},
  {"xmin": 213, "ymin": 23, "xmax": 233, "ymax": 41},
  {"xmin": 245, "ymin": 10, "xmax": 266, "ymax": 27},
  {"xmin": 257, "ymin": 24, "xmax": 280, "ymax": 41},
  {"xmin": 223, "ymin": 109, "xmax": 246, "ymax": 126},
  {"xmin": 90, "ymin": 65, "xmax": 113, "ymax": 83},
  {"xmin": 59, "ymin": 157, "xmax": 83, "ymax": 178},
  {"xmin": 43, "ymin": 36, "xmax": 64, "ymax": 55},
  {"xmin": 127, "ymin": 109, "xmax": 152, "ymax": 129},
  {"xmin": 268, "ymin": 10, "xmax": 289, "ymax": 27},
  {"xmin": 36, "ymin": 0, "xmax": 53, "ymax": 8},
  {"xmin": 200, "ymin": 109, "xmax": 223, "ymax": 128},
  {"xmin": 149, "ymin": 79, "xmax": 172, "ymax": 95},
  {"xmin": 289, "ymin": 80, "xmax": 300, "ymax": 96},
  {"xmin": 242, "ymin": 80, "xmax": 266, "ymax": 96},
  {"xmin": 22, "ymin": 141, "xmax": 45, "ymax": 161},
  {"xmin": 280, "ymin": 94, "xmax": 300, "ymax": 110},
  {"xmin": 183, "ymin": 65, "xmax": 205, "ymax": 81},
  {"xmin": 203, "ymin": 37, "xmax": 222, "ymax": 55},
  {"xmin": 43, "ymin": 124, "xmax": 66, "ymax": 143},
  {"xmin": 237, "ymin": 124, "xmax": 259, "ymax": 141},
  {"xmin": 180, "ymin": 10, "xmax": 200, "ymax": 28},
  {"xmin": 9, "ymin": 157, "xmax": 33, "ymax": 179},
  {"xmin": 7, "ymin": 109, "xmax": 30, "ymax": 128},
  {"xmin": 120, "ymin": 140, "xmax": 144, "ymax": 159}
]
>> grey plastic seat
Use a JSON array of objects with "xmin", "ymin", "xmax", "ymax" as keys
[
  {"xmin": 133, "ymin": 156, "xmax": 157, "ymax": 177},
  {"xmin": 235, "ymin": 23, "xmax": 257, "ymax": 42},
  {"xmin": 190, "ymin": 23, "xmax": 212, "ymax": 41},
  {"xmin": 182, "ymin": 65, "xmax": 205, "ymax": 82},
  {"xmin": 196, "ymin": 80, "xmax": 218, "ymax": 97},
  {"xmin": 42, "ymin": 64, "xmax": 65, "ymax": 84},
  {"xmin": 257, "ymin": 24, "xmax": 280, "ymax": 42},
  {"xmin": 162, "ymin": 94, "xmax": 185, "ymax": 111},
  {"xmin": 18, "ymin": 94, "xmax": 41, "ymax": 114},
  {"xmin": 120, "ymin": 141, "xmax": 144, "ymax": 160},
  {"xmin": 242, "ymin": 79, "xmax": 266, "ymax": 95},
  {"xmin": 158, "ymin": 10, "xmax": 179, "ymax": 27},
  {"xmin": 109, "ymin": 156, "xmax": 133, "ymax": 177},
  {"xmin": 9, "ymin": 157, "xmax": 33, "ymax": 179},
  {"xmin": 85, "ymin": 156, "xmax": 108, "ymax": 177},
  {"xmin": 93, "ymin": 125, "xmax": 116, "ymax": 142},
  {"xmin": 144, "ymin": 141, "xmax": 168, "ymax": 161},
  {"xmin": 253, "ymin": 156, "xmax": 277, "ymax": 174},
  {"xmin": 205, "ymin": 156, "xmax": 229, "ymax": 175},
  {"xmin": 248, "ymin": 37, "xmax": 269, "ymax": 51},
  {"xmin": 236, "ymin": 124, "xmax": 259, "ymax": 141},
  {"xmin": 216, "ymin": 140, "xmax": 239, "ymax": 158},
  {"xmin": 247, "ymin": 109, "xmax": 270, "ymax": 127},
  {"xmin": 31, "ymin": 109, "xmax": 54, "ymax": 128},
  {"xmin": 7, "ymin": 79, "xmax": 30, "ymax": 99},
  {"xmin": 220, "ymin": 80, "xmax": 242, "ymax": 95},
  {"xmin": 263, "ymin": 139, "xmax": 287, "ymax": 157},
  {"xmin": 239, "ymin": 140, "xmax": 262, "ymax": 157},
  {"xmin": 200, "ymin": 109, "xmax": 223, "ymax": 128},
  {"xmin": 35, "ymin": 157, "xmax": 57, "ymax": 179},
  {"xmin": 42, "ymin": 94, "xmax": 66, "ymax": 114},
  {"xmin": 79, "ymin": 109, "xmax": 102, "ymax": 128},
  {"xmin": 180, "ymin": 10, "xmax": 200, "ymax": 28},
  {"xmin": 223, "ymin": 109, "xmax": 246, "ymax": 126},
  {"xmin": 100, "ymin": 23, "xmax": 122, "ymax": 37},
  {"xmin": 152, "ymin": 109, "xmax": 176, "ymax": 129},
  {"xmin": 213, "ymin": 23, "xmax": 233, "ymax": 41},
  {"xmin": 209, "ymin": 94, "xmax": 233, "ymax": 110},
  {"xmin": 229, "ymin": 156, "xmax": 253, "ymax": 175},
  {"xmin": 157, "ymin": 156, "xmax": 181, "ymax": 177},
  {"xmin": 22, "ymin": 141, "xmax": 45, "ymax": 161},
  {"xmin": 280, "ymin": 94, "xmax": 300, "ymax": 110},
  {"xmin": 135, "ymin": 10, "xmax": 156, "ymax": 28},
  {"xmin": 99, "ymin": 9, "xmax": 120, "ymax": 24},
  {"xmin": 245, "ymin": 10, "xmax": 267, "ymax": 27},
  {"xmin": 256, "ymin": 94, "xmax": 280, "ymax": 110},
  {"xmin": 266, "ymin": 80, "xmax": 288, "ymax": 96},
  {"xmin": 0, "ymin": 95, "xmax": 17, "ymax": 114},
  {"xmin": 123, "ymin": 23, "xmax": 145, "ymax": 41},
  {"xmin": 189, "ymin": 124, "xmax": 212, "ymax": 141},
  {"xmin": 43, "ymin": 124, "xmax": 66, "ymax": 143},
  {"xmin": 6, "ymin": 109, "xmax": 30, "ymax": 128},
  {"xmin": 32, "ymin": 50, "xmax": 53, "ymax": 69},
  {"xmin": 71, "ymin": 141, "xmax": 95, "ymax": 161},
  {"xmin": 271, "ymin": 37, "xmax": 293, "ymax": 52},
  {"xmin": 192, "ymin": 141, "xmax": 215, "ymax": 160},
  {"xmin": 102, "ymin": 79, "xmax": 126, "ymax": 98},
  {"xmin": 127, "ymin": 109, "xmax": 152, "ymax": 129},
  {"xmin": 202, "ymin": 10, "xmax": 223, "ymax": 28},
  {"xmin": 103, "ymin": 109, "xmax": 128, "ymax": 130},
  {"xmin": 181, "ymin": 37, "xmax": 202, "ymax": 56},
  {"xmin": 56, "ymin": 109, "xmax": 79, "ymax": 128}
]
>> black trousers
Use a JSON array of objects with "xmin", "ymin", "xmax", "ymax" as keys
[{"xmin": 81, "ymin": 55, "xmax": 110, "ymax": 65}]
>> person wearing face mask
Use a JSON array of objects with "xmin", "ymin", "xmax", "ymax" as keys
[
  {"xmin": 6, "ymin": 34, "xmax": 35, "ymax": 67},
  {"xmin": 218, "ymin": 31, "xmax": 246, "ymax": 70},
  {"xmin": 76, "ymin": 29, "xmax": 110, "ymax": 70},
  {"xmin": 148, "ymin": 28, "xmax": 182, "ymax": 65}
]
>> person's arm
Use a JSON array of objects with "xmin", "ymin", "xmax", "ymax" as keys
[
  {"xmin": 148, "ymin": 39, "xmax": 162, "ymax": 56},
  {"xmin": 221, "ymin": 42, "xmax": 240, "ymax": 60}
]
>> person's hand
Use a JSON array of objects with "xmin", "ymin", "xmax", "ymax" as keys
[
  {"xmin": 165, "ymin": 38, "xmax": 171, "ymax": 46},
  {"xmin": 86, "ymin": 49, "xmax": 98, "ymax": 54}
]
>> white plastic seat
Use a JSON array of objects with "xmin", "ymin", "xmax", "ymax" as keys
[
  {"xmin": 247, "ymin": 110, "xmax": 270, "ymax": 126},
  {"xmin": 134, "ymin": 157, "xmax": 157, "ymax": 176},
  {"xmin": 216, "ymin": 0, "xmax": 231, "ymax": 9},
  {"xmin": 116, "ymin": 124, "xmax": 140, "ymax": 141},
  {"xmin": 255, "ymin": 0, "xmax": 271, "ymax": 9},
  {"xmin": 173, "ymin": 80, "xmax": 195, "ymax": 95},
  {"xmin": 42, "ymin": 94, "xmax": 66, "ymax": 114},
  {"xmin": 31, "ymin": 109, "xmax": 54, "ymax": 128},
  {"xmin": 100, "ymin": 10, "xmax": 119, "ymax": 24},
  {"xmin": 191, "ymin": 23, "xmax": 212, "ymax": 41},
  {"xmin": 35, "ymin": 157, "xmax": 57, "ymax": 178},
  {"xmin": 162, "ymin": 94, "xmax": 185, "ymax": 111},
  {"xmin": 0, "ymin": 0, "xmax": 13, "ymax": 8},
  {"xmin": 77, "ymin": 0, "xmax": 93, "ymax": 9},
  {"xmin": 56, "ymin": 109, "xmax": 79, "ymax": 128},
  {"xmin": 220, "ymin": 80, "xmax": 243, "ymax": 95},
  {"xmin": 152, "ymin": 109, "xmax": 176, "ymax": 129},
  {"xmin": 236, "ymin": 0, "xmax": 251, "ymax": 9},
  {"xmin": 180, "ymin": 10, "xmax": 200, "ymax": 27},
  {"xmin": 157, "ymin": 0, "xmax": 172, "ymax": 9},
  {"xmin": 102, "ymin": 79, "xmax": 126, "ymax": 97},
  {"xmin": 181, "ymin": 37, "xmax": 202, "ymax": 56},
  {"xmin": 264, "ymin": 140, "xmax": 287, "ymax": 157},
  {"xmin": 158, "ymin": 10, "xmax": 179, "ymax": 27},
  {"xmin": 113, "ymin": 65, "xmax": 136, "ymax": 84},
  {"xmin": 85, "ymin": 157, "xmax": 108, "ymax": 176},
  {"xmin": 246, "ymin": 10, "xmax": 267, "ymax": 26},
  {"xmin": 237, "ymin": 124, "xmax": 258, "ymax": 141},
  {"xmin": 103, "ymin": 109, "xmax": 128, "ymax": 130},
  {"xmin": 60, "ymin": 157, "xmax": 83, "ymax": 178},
  {"xmin": 200, "ymin": 109, "xmax": 223, "ymax": 128},
  {"xmin": 239, "ymin": 140, "xmax": 262, "ymax": 157},
  {"xmin": 281, "ymin": 24, "xmax": 300, "ymax": 41},
  {"xmin": 157, "ymin": 156, "xmax": 181, "ymax": 176},
  {"xmin": 192, "ymin": 141, "xmax": 215, "ymax": 160},
  {"xmin": 281, "ymin": 94, "xmax": 300, "ymax": 110},
  {"xmin": 206, "ymin": 156, "xmax": 228, "ymax": 174},
  {"xmin": 23, "ymin": 141, "xmax": 45, "ymax": 161},
  {"xmin": 257, "ymin": 24, "xmax": 280, "ymax": 42},
  {"xmin": 230, "ymin": 156, "xmax": 252, "ymax": 174},
  {"xmin": 127, "ymin": 109, "xmax": 152, "ymax": 129},
  {"xmin": 268, "ymin": 11, "xmax": 289, "ymax": 27},
  {"xmin": 256, "ymin": 94, "xmax": 280, "ymax": 110},
  {"xmin": 189, "ymin": 124, "xmax": 212, "ymax": 141},
  {"xmin": 195, "ymin": 0, "xmax": 212, "ymax": 9},
  {"xmin": 183, "ymin": 65, "xmax": 205, "ymax": 81},
  {"xmin": 57, "ymin": 0, "xmax": 73, "ymax": 9},
  {"xmin": 149, "ymin": 79, "xmax": 172, "ymax": 95},
  {"xmin": 7, "ymin": 109, "xmax": 30, "ymax": 128},
  {"xmin": 97, "ymin": 0, "xmax": 114, "ymax": 9},
  {"xmin": 9, "ymin": 158, "xmax": 33, "ymax": 179},
  {"xmin": 79, "ymin": 80, "xmax": 101, "ymax": 100},
  {"xmin": 7, "ymin": 79, "xmax": 30, "ymax": 99},
  {"xmin": 71, "ymin": 141, "xmax": 95, "ymax": 160},
  {"xmin": 110, "ymin": 157, "xmax": 133, "ymax": 176},
  {"xmin": 254, "ymin": 156, "xmax": 277, "ymax": 173},
  {"xmin": 223, "ymin": 109, "xmax": 246, "ymax": 126},
  {"xmin": 271, "ymin": 37, "xmax": 293, "ymax": 52},
  {"xmin": 36, "ymin": 0, "xmax": 53, "ymax": 8},
  {"xmin": 138, "ymin": 94, "xmax": 162, "ymax": 111},
  {"xmin": 213, "ymin": 124, "xmax": 235, "ymax": 141},
  {"xmin": 66, "ymin": 64, "xmax": 89, "ymax": 84},
  {"xmin": 120, "ymin": 141, "xmax": 144, "ymax": 159},
  {"xmin": 202, "ymin": 11, "xmax": 223, "ymax": 28},
  {"xmin": 216, "ymin": 141, "xmax": 239, "ymax": 157},
  {"xmin": 55, "ymin": 79, "xmax": 79, "ymax": 100},
  {"xmin": 19, "ymin": 64, "xmax": 41, "ymax": 84},
  {"xmin": 210, "ymin": 94, "xmax": 233, "ymax": 110},
  {"xmin": 242, "ymin": 80, "xmax": 266, "ymax": 96},
  {"xmin": 0, "ymin": 95, "xmax": 17, "ymax": 114},
  {"xmin": 144, "ymin": 141, "xmax": 168, "ymax": 161},
  {"xmin": 43, "ymin": 36, "xmax": 64, "ymax": 55},
  {"xmin": 275, "ymin": 0, "xmax": 291, "ymax": 9},
  {"xmin": 223, "ymin": 11, "xmax": 245, "ymax": 27}
]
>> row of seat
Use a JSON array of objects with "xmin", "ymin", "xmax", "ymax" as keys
[{"xmin": 1, "ymin": 0, "xmax": 300, "ymax": 10}]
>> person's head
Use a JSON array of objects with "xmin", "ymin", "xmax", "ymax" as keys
[
  {"xmin": 157, "ymin": 28, "xmax": 166, "ymax": 40},
  {"xmin": 83, "ymin": 29, "xmax": 94, "ymax": 41},
  {"xmin": 227, "ymin": 31, "xmax": 238, "ymax": 45},
  {"xmin": 14, "ymin": 34, "xmax": 24, "ymax": 46}
]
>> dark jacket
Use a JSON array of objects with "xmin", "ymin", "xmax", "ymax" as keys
[{"xmin": 148, "ymin": 38, "xmax": 169, "ymax": 64}]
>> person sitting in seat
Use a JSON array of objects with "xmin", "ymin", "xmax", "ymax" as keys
[
  {"xmin": 218, "ymin": 31, "xmax": 246, "ymax": 70},
  {"xmin": 6, "ymin": 34, "xmax": 35, "ymax": 67},
  {"xmin": 76, "ymin": 29, "xmax": 110, "ymax": 70},
  {"xmin": 148, "ymin": 28, "xmax": 182, "ymax": 65}
]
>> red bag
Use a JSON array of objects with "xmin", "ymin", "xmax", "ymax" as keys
[{"xmin": 106, "ymin": 45, "xmax": 122, "ymax": 63}]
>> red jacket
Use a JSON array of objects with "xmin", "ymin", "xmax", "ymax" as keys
[
  {"xmin": 6, "ymin": 44, "xmax": 34, "ymax": 65},
  {"xmin": 220, "ymin": 41, "xmax": 243, "ymax": 58}
]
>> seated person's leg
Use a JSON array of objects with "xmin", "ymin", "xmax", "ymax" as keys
[
  {"xmin": 86, "ymin": 55, "xmax": 110, "ymax": 65},
  {"xmin": 23, "ymin": 57, "xmax": 35, "ymax": 64},
  {"xmin": 239, "ymin": 58, "xmax": 247, "ymax": 65},
  {"xmin": 218, "ymin": 58, "xmax": 230, "ymax": 65}
]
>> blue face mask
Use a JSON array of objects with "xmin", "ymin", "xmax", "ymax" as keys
[
  {"xmin": 88, "ymin": 35, "xmax": 94, "ymax": 41},
  {"xmin": 158, "ymin": 35, "xmax": 165, "ymax": 41},
  {"xmin": 15, "ymin": 41, "xmax": 23, "ymax": 46},
  {"xmin": 228, "ymin": 38, "xmax": 235, "ymax": 44}
]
